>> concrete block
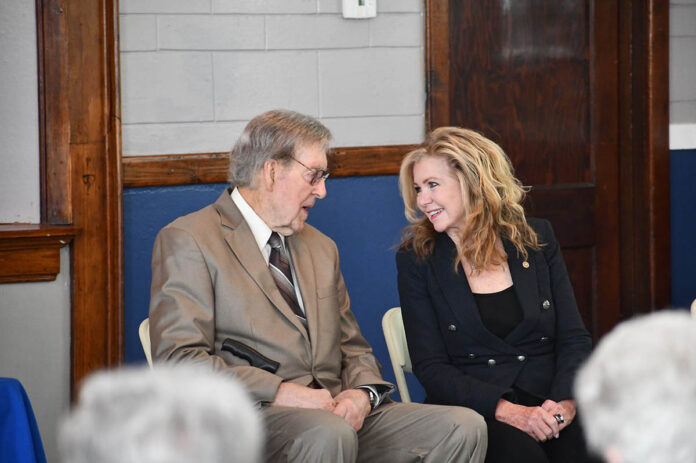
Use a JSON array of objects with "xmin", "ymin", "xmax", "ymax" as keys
[
  {"xmin": 322, "ymin": 115, "xmax": 424, "ymax": 146},
  {"xmin": 159, "ymin": 15, "xmax": 264, "ymax": 50},
  {"xmin": 213, "ymin": 0, "xmax": 316, "ymax": 14},
  {"xmin": 378, "ymin": 0, "xmax": 422, "ymax": 13},
  {"xmin": 122, "ymin": 121, "xmax": 247, "ymax": 155},
  {"xmin": 317, "ymin": 0, "xmax": 341, "ymax": 14},
  {"xmin": 369, "ymin": 13, "xmax": 422, "ymax": 47},
  {"xmin": 318, "ymin": 0, "xmax": 422, "ymax": 14},
  {"xmin": 671, "ymin": 6, "xmax": 696, "ymax": 36},
  {"xmin": 670, "ymin": 101, "xmax": 696, "ymax": 124},
  {"xmin": 119, "ymin": 15, "xmax": 157, "ymax": 51},
  {"xmin": 319, "ymin": 48, "xmax": 424, "ymax": 117},
  {"xmin": 214, "ymin": 51, "xmax": 319, "ymax": 120},
  {"xmin": 121, "ymin": 52, "xmax": 214, "ymax": 123},
  {"xmin": 0, "ymin": 0, "xmax": 40, "ymax": 222},
  {"xmin": 266, "ymin": 15, "xmax": 369, "ymax": 50},
  {"xmin": 670, "ymin": 36, "xmax": 696, "ymax": 100},
  {"xmin": 120, "ymin": 0, "xmax": 211, "ymax": 14}
]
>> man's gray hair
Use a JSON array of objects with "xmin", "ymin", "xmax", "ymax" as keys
[
  {"xmin": 58, "ymin": 365, "xmax": 263, "ymax": 463},
  {"xmin": 228, "ymin": 109, "xmax": 332, "ymax": 187},
  {"xmin": 575, "ymin": 310, "xmax": 696, "ymax": 463}
]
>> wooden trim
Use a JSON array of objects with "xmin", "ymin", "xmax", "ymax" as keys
[
  {"xmin": 618, "ymin": 0, "xmax": 670, "ymax": 317},
  {"xmin": 425, "ymin": 0, "xmax": 450, "ymax": 131},
  {"xmin": 37, "ymin": 0, "xmax": 71, "ymax": 224},
  {"xmin": 122, "ymin": 145, "xmax": 417, "ymax": 188},
  {"xmin": 122, "ymin": 153, "xmax": 229, "ymax": 187},
  {"xmin": 644, "ymin": 0, "xmax": 671, "ymax": 311},
  {"xmin": 0, "ymin": 225, "xmax": 78, "ymax": 283},
  {"xmin": 591, "ymin": 0, "xmax": 622, "ymax": 336},
  {"xmin": 38, "ymin": 0, "xmax": 123, "ymax": 394}
]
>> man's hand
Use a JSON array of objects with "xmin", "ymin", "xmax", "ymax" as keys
[
  {"xmin": 271, "ymin": 382, "xmax": 336, "ymax": 411},
  {"xmin": 541, "ymin": 399, "xmax": 576, "ymax": 432},
  {"xmin": 331, "ymin": 389, "xmax": 372, "ymax": 431},
  {"xmin": 495, "ymin": 399, "xmax": 560, "ymax": 442}
]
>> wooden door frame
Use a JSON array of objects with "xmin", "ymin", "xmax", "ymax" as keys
[
  {"xmin": 425, "ymin": 0, "xmax": 670, "ymax": 334},
  {"xmin": 37, "ymin": 0, "xmax": 123, "ymax": 394}
]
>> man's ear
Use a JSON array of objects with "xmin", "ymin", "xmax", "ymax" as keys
[{"xmin": 262, "ymin": 159, "xmax": 277, "ymax": 190}]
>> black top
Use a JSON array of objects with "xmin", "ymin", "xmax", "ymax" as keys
[{"xmin": 473, "ymin": 285, "xmax": 523, "ymax": 339}]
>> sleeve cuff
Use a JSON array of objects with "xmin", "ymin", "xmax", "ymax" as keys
[{"xmin": 356, "ymin": 384, "xmax": 394, "ymax": 410}]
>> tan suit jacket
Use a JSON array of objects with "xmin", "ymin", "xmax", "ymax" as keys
[{"xmin": 149, "ymin": 190, "xmax": 392, "ymax": 404}]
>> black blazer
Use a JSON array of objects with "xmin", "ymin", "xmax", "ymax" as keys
[{"xmin": 396, "ymin": 218, "xmax": 592, "ymax": 418}]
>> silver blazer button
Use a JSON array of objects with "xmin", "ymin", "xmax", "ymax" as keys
[
  {"xmin": 542, "ymin": 300, "xmax": 551, "ymax": 310},
  {"xmin": 448, "ymin": 324, "xmax": 457, "ymax": 331},
  {"xmin": 488, "ymin": 358, "xmax": 496, "ymax": 366}
]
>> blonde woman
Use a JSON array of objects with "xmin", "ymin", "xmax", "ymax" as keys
[{"xmin": 396, "ymin": 127, "xmax": 597, "ymax": 463}]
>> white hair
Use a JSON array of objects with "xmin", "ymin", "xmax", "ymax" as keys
[
  {"xmin": 575, "ymin": 311, "xmax": 696, "ymax": 463},
  {"xmin": 59, "ymin": 365, "xmax": 263, "ymax": 463}
]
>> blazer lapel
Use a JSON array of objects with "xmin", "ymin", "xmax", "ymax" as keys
[
  {"xmin": 503, "ymin": 239, "xmax": 540, "ymax": 343},
  {"xmin": 430, "ymin": 235, "xmax": 511, "ymax": 350},
  {"xmin": 214, "ymin": 190, "xmax": 310, "ymax": 340}
]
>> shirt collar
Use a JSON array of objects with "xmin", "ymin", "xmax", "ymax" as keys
[{"xmin": 230, "ymin": 187, "xmax": 284, "ymax": 252}]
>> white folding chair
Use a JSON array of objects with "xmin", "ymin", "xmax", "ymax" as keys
[
  {"xmin": 139, "ymin": 318, "xmax": 153, "ymax": 368},
  {"xmin": 381, "ymin": 307, "xmax": 412, "ymax": 402}
]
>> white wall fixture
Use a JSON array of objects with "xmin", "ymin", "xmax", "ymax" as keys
[{"xmin": 342, "ymin": 0, "xmax": 376, "ymax": 19}]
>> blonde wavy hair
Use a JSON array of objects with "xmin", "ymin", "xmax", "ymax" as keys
[{"xmin": 399, "ymin": 127, "xmax": 540, "ymax": 272}]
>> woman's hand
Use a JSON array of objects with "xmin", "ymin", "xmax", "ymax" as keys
[
  {"xmin": 541, "ymin": 399, "xmax": 576, "ymax": 432},
  {"xmin": 495, "ymin": 399, "xmax": 561, "ymax": 442}
]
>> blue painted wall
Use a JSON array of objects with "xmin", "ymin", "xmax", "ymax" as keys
[
  {"xmin": 670, "ymin": 149, "xmax": 696, "ymax": 310},
  {"xmin": 124, "ymin": 150, "xmax": 696, "ymax": 403},
  {"xmin": 123, "ymin": 176, "xmax": 426, "ymax": 402}
]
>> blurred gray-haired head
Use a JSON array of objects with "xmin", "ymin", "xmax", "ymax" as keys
[
  {"xmin": 574, "ymin": 310, "xmax": 696, "ymax": 463},
  {"xmin": 228, "ymin": 109, "xmax": 332, "ymax": 188},
  {"xmin": 59, "ymin": 365, "xmax": 263, "ymax": 463}
]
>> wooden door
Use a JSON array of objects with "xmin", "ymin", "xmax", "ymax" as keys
[{"xmin": 426, "ymin": 0, "xmax": 670, "ymax": 339}]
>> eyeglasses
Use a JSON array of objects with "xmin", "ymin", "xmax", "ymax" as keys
[{"xmin": 290, "ymin": 157, "xmax": 330, "ymax": 186}]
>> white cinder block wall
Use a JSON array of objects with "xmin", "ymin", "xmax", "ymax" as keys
[
  {"xmin": 0, "ymin": 0, "xmax": 40, "ymax": 222},
  {"xmin": 119, "ymin": 0, "xmax": 426, "ymax": 156},
  {"xmin": 670, "ymin": 0, "xmax": 696, "ymax": 149}
]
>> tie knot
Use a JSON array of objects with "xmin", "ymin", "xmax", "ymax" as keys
[{"xmin": 268, "ymin": 232, "xmax": 283, "ymax": 250}]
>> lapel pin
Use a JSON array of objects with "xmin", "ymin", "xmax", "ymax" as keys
[{"xmin": 522, "ymin": 261, "xmax": 529, "ymax": 268}]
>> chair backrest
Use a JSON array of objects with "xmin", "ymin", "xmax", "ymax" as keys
[
  {"xmin": 381, "ymin": 307, "xmax": 412, "ymax": 402},
  {"xmin": 139, "ymin": 318, "xmax": 153, "ymax": 368}
]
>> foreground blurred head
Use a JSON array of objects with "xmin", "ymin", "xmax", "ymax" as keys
[
  {"xmin": 575, "ymin": 311, "xmax": 696, "ymax": 463},
  {"xmin": 59, "ymin": 365, "xmax": 263, "ymax": 463}
]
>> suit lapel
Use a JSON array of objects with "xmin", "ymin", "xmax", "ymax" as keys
[
  {"xmin": 503, "ymin": 238, "xmax": 540, "ymax": 343},
  {"xmin": 214, "ymin": 190, "xmax": 310, "ymax": 341}
]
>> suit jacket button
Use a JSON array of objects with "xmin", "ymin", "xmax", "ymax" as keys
[
  {"xmin": 542, "ymin": 300, "xmax": 551, "ymax": 310},
  {"xmin": 488, "ymin": 359, "xmax": 496, "ymax": 366},
  {"xmin": 517, "ymin": 355, "xmax": 526, "ymax": 362},
  {"xmin": 468, "ymin": 353, "xmax": 476, "ymax": 359},
  {"xmin": 540, "ymin": 336, "xmax": 550, "ymax": 343},
  {"xmin": 448, "ymin": 324, "xmax": 457, "ymax": 331}
]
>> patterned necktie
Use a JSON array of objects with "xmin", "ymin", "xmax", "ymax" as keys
[{"xmin": 268, "ymin": 232, "xmax": 306, "ymax": 326}]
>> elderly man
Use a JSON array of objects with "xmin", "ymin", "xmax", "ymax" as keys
[
  {"xmin": 149, "ymin": 110, "xmax": 487, "ymax": 463},
  {"xmin": 574, "ymin": 310, "xmax": 696, "ymax": 463}
]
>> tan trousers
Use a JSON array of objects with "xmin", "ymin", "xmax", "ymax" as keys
[{"xmin": 262, "ymin": 402, "xmax": 487, "ymax": 463}]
